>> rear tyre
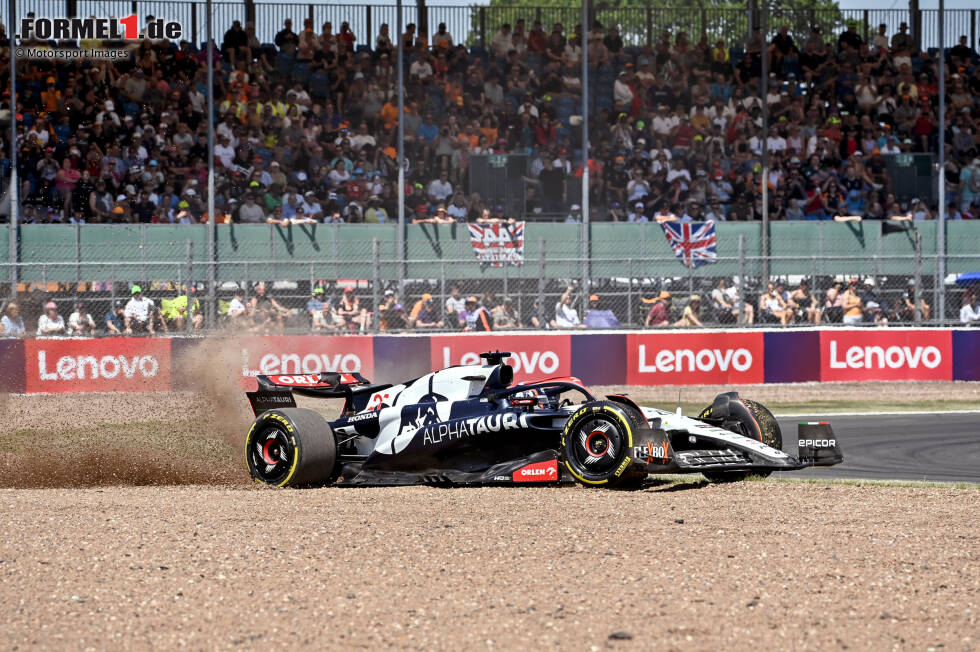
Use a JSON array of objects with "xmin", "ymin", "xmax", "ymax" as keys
[
  {"xmin": 245, "ymin": 408, "xmax": 338, "ymax": 487},
  {"xmin": 698, "ymin": 398, "xmax": 782, "ymax": 483},
  {"xmin": 561, "ymin": 401, "xmax": 646, "ymax": 487}
]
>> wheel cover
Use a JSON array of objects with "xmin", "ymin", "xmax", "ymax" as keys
[
  {"xmin": 569, "ymin": 417, "xmax": 624, "ymax": 476},
  {"xmin": 249, "ymin": 426, "xmax": 293, "ymax": 484}
]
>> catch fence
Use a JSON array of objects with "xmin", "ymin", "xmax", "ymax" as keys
[{"xmin": 5, "ymin": 252, "xmax": 979, "ymax": 336}]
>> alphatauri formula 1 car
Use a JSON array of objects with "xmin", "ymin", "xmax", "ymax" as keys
[{"xmin": 244, "ymin": 352, "xmax": 843, "ymax": 488}]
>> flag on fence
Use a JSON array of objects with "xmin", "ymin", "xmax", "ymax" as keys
[
  {"xmin": 660, "ymin": 221, "xmax": 718, "ymax": 268},
  {"xmin": 468, "ymin": 221, "xmax": 525, "ymax": 267}
]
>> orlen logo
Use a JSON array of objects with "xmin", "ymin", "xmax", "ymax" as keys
[
  {"xmin": 819, "ymin": 331, "xmax": 951, "ymax": 382},
  {"xmin": 513, "ymin": 459, "xmax": 559, "ymax": 482},
  {"xmin": 627, "ymin": 333, "xmax": 764, "ymax": 385}
]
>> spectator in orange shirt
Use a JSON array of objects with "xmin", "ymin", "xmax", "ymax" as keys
[{"xmin": 409, "ymin": 294, "xmax": 444, "ymax": 329}]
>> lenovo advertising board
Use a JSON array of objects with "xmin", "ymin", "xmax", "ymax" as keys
[
  {"xmin": 626, "ymin": 332, "xmax": 765, "ymax": 385},
  {"xmin": 429, "ymin": 334, "xmax": 572, "ymax": 384},
  {"xmin": 236, "ymin": 335, "xmax": 375, "ymax": 387},
  {"xmin": 819, "ymin": 330, "xmax": 952, "ymax": 382},
  {"xmin": 24, "ymin": 337, "xmax": 171, "ymax": 393}
]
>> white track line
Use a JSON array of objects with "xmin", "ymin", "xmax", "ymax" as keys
[{"xmin": 776, "ymin": 410, "xmax": 980, "ymax": 418}]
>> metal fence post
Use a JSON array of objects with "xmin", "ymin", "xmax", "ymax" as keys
[
  {"xmin": 738, "ymin": 234, "xmax": 746, "ymax": 324},
  {"xmin": 914, "ymin": 231, "xmax": 922, "ymax": 324},
  {"xmin": 537, "ymin": 237, "xmax": 546, "ymax": 314},
  {"xmin": 371, "ymin": 238, "xmax": 380, "ymax": 332},
  {"xmin": 627, "ymin": 258, "xmax": 634, "ymax": 327}
]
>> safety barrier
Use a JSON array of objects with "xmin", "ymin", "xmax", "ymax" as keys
[{"xmin": 2, "ymin": 328, "xmax": 979, "ymax": 394}]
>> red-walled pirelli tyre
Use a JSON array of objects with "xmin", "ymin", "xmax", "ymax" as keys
[
  {"xmin": 245, "ymin": 408, "xmax": 338, "ymax": 487},
  {"xmin": 561, "ymin": 401, "xmax": 646, "ymax": 487},
  {"xmin": 697, "ymin": 398, "xmax": 782, "ymax": 483}
]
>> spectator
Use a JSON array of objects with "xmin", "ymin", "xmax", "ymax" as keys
[
  {"xmin": 841, "ymin": 277, "xmax": 864, "ymax": 325},
  {"xmin": 759, "ymin": 281, "xmax": 793, "ymax": 326},
  {"xmin": 711, "ymin": 279, "xmax": 753, "ymax": 324},
  {"xmin": 583, "ymin": 294, "xmax": 620, "ymax": 328},
  {"xmin": 306, "ymin": 287, "xmax": 327, "ymax": 320},
  {"xmin": 250, "ymin": 282, "xmax": 290, "ymax": 332},
  {"xmin": 460, "ymin": 296, "xmax": 492, "ymax": 331},
  {"xmin": 491, "ymin": 296, "xmax": 521, "ymax": 329},
  {"xmin": 960, "ymin": 294, "xmax": 980, "ymax": 325},
  {"xmin": 676, "ymin": 295, "xmax": 704, "ymax": 327},
  {"xmin": 313, "ymin": 302, "xmax": 345, "ymax": 331},
  {"xmin": 1, "ymin": 302, "xmax": 26, "ymax": 337},
  {"xmin": 67, "ymin": 301, "xmax": 97, "ymax": 336},
  {"xmin": 445, "ymin": 284, "xmax": 466, "ymax": 323},
  {"xmin": 162, "ymin": 287, "xmax": 203, "ymax": 332},
  {"xmin": 124, "ymin": 285, "xmax": 156, "ymax": 335},
  {"xmin": 902, "ymin": 279, "xmax": 932, "ymax": 321},
  {"xmin": 408, "ymin": 293, "xmax": 443, "ymax": 329},
  {"xmin": 337, "ymin": 285, "xmax": 369, "ymax": 331},
  {"xmin": 37, "ymin": 301, "xmax": 66, "ymax": 336},
  {"xmin": 104, "ymin": 300, "xmax": 126, "ymax": 335},
  {"xmin": 554, "ymin": 287, "xmax": 584, "ymax": 328},
  {"xmin": 823, "ymin": 279, "xmax": 845, "ymax": 323},
  {"xmin": 227, "ymin": 289, "xmax": 248, "ymax": 323},
  {"xmin": 643, "ymin": 291, "xmax": 672, "ymax": 327},
  {"xmin": 790, "ymin": 279, "xmax": 820, "ymax": 324}
]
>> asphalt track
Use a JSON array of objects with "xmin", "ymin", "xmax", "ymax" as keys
[{"xmin": 776, "ymin": 412, "xmax": 980, "ymax": 483}]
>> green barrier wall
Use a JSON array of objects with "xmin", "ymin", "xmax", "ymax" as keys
[{"xmin": 9, "ymin": 221, "xmax": 978, "ymax": 282}]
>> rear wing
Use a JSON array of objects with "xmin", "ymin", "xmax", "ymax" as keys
[{"xmin": 246, "ymin": 372, "xmax": 376, "ymax": 416}]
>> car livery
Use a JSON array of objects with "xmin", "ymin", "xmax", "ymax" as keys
[{"xmin": 243, "ymin": 352, "xmax": 843, "ymax": 488}]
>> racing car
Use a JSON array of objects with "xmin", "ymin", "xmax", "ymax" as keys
[{"xmin": 244, "ymin": 351, "xmax": 842, "ymax": 488}]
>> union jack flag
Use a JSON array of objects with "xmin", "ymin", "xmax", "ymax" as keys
[
  {"xmin": 660, "ymin": 221, "xmax": 718, "ymax": 268},
  {"xmin": 468, "ymin": 221, "xmax": 525, "ymax": 267}
]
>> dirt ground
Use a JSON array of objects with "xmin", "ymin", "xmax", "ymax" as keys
[
  {"xmin": 1, "ymin": 382, "xmax": 977, "ymax": 648},
  {"xmin": 1, "ymin": 483, "xmax": 976, "ymax": 650}
]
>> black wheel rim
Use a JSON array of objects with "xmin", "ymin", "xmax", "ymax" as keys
[
  {"xmin": 249, "ymin": 426, "xmax": 294, "ymax": 484},
  {"xmin": 568, "ymin": 416, "xmax": 625, "ymax": 477}
]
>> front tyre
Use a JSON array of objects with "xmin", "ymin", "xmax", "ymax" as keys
[
  {"xmin": 698, "ymin": 398, "xmax": 782, "ymax": 483},
  {"xmin": 561, "ymin": 401, "xmax": 645, "ymax": 487},
  {"xmin": 245, "ymin": 408, "xmax": 338, "ymax": 487}
]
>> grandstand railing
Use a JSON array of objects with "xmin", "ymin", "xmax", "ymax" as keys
[{"xmin": 2, "ymin": 3, "xmax": 976, "ymax": 52}]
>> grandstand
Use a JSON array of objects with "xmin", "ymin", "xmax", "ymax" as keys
[{"xmin": 0, "ymin": 3, "xmax": 978, "ymax": 332}]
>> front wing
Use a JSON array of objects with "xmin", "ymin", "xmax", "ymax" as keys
[{"xmin": 629, "ymin": 422, "xmax": 843, "ymax": 475}]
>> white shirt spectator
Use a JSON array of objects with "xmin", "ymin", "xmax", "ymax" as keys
[
  {"xmin": 428, "ymin": 178, "xmax": 453, "ymax": 201},
  {"xmin": 37, "ymin": 313, "xmax": 65, "ymax": 336},
  {"xmin": 351, "ymin": 132, "xmax": 376, "ymax": 150},
  {"xmin": 409, "ymin": 59, "xmax": 434, "ymax": 81},
  {"xmin": 214, "ymin": 142, "xmax": 235, "ymax": 168},
  {"xmin": 627, "ymin": 210, "xmax": 648, "ymax": 223},
  {"xmin": 554, "ymin": 302, "xmax": 581, "ymax": 328},
  {"xmin": 228, "ymin": 296, "xmax": 247, "ymax": 318},
  {"xmin": 666, "ymin": 167, "xmax": 692, "ymax": 186},
  {"xmin": 651, "ymin": 115, "xmax": 678, "ymax": 137},
  {"xmin": 238, "ymin": 200, "xmax": 266, "ymax": 223},
  {"xmin": 613, "ymin": 78, "xmax": 634, "ymax": 104},
  {"xmin": 125, "ymin": 296, "xmax": 154, "ymax": 323},
  {"xmin": 67, "ymin": 310, "xmax": 96, "ymax": 335},
  {"xmin": 447, "ymin": 202, "xmax": 469, "ymax": 221},
  {"xmin": 1, "ymin": 314, "xmax": 25, "ymax": 335},
  {"xmin": 491, "ymin": 30, "xmax": 513, "ymax": 56},
  {"xmin": 705, "ymin": 206, "xmax": 727, "ymax": 221},
  {"xmin": 961, "ymin": 301, "xmax": 980, "ymax": 324},
  {"xmin": 766, "ymin": 135, "xmax": 788, "ymax": 152}
]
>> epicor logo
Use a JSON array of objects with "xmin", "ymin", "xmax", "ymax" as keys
[
  {"xmin": 637, "ymin": 345, "xmax": 753, "ymax": 373},
  {"xmin": 18, "ymin": 15, "xmax": 182, "ymax": 40},
  {"xmin": 37, "ymin": 351, "xmax": 159, "ymax": 381},
  {"xmin": 441, "ymin": 347, "xmax": 561, "ymax": 375},
  {"xmin": 828, "ymin": 341, "xmax": 941, "ymax": 370}
]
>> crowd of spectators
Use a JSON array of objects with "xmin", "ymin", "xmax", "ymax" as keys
[
  {"xmin": 3, "ymin": 14, "xmax": 980, "ymax": 225},
  {"xmin": 6, "ymin": 271, "xmax": 978, "ymax": 338}
]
